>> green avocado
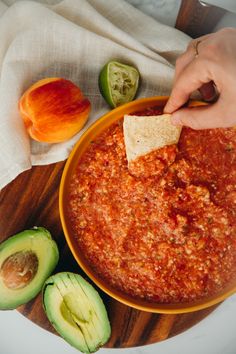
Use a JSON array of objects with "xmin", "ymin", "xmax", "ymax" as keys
[
  {"xmin": 0, "ymin": 227, "xmax": 59, "ymax": 310},
  {"xmin": 43, "ymin": 272, "xmax": 111, "ymax": 353}
]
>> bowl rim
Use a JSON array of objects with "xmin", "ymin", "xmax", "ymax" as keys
[{"xmin": 59, "ymin": 95, "xmax": 236, "ymax": 313}]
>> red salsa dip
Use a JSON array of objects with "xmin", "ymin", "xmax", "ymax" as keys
[{"xmin": 68, "ymin": 106, "xmax": 236, "ymax": 303}]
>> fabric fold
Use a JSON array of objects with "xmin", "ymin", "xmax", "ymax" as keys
[{"xmin": 0, "ymin": 0, "xmax": 190, "ymax": 189}]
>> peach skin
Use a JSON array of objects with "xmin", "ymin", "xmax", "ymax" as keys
[{"xmin": 19, "ymin": 78, "xmax": 91, "ymax": 143}]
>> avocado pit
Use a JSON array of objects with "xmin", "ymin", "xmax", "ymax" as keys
[
  {"xmin": 0, "ymin": 227, "xmax": 59, "ymax": 310},
  {"xmin": 0, "ymin": 250, "xmax": 38, "ymax": 290}
]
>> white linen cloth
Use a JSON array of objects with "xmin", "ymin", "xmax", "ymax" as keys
[{"xmin": 0, "ymin": 0, "xmax": 190, "ymax": 189}]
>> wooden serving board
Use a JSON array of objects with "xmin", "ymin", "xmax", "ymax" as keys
[{"xmin": 0, "ymin": 163, "xmax": 219, "ymax": 348}]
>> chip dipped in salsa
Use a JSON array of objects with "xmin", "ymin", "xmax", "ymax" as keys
[{"xmin": 68, "ymin": 106, "xmax": 236, "ymax": 304}]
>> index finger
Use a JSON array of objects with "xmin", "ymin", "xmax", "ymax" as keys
[
  {"xmin": 174, "ymin": 34, "xmax": 211, "ymax": 83},
  {"xmin": 164, "ymin": 57, "xmax": 212, "ymax": 113}
]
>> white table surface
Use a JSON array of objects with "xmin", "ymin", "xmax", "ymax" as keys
[
  {"xmin": 1, "ymin": 294, "xmax": 236, "ymax": 354},
  {"xmin": 1, "ymin": 1, "xmax": 236, "ymax": 353}
]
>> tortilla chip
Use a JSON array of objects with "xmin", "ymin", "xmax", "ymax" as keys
[{"xmin": 123, "ymin": 114, "xmax": 182, "ymax": 163}]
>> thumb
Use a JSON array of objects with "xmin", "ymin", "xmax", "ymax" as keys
[{"xmin": 171, "ymin": 101, "xmax": 225, "ymax": 130}]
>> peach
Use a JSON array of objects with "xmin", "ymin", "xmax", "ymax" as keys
[{"xmin": 19, "ymin": 78, "xmax": 91, "ymax": 143}]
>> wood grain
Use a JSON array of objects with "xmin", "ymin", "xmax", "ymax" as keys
[
  {"xmin": 175, "ymin": 0, "xmax": 226, "ymax": 38},
  {"xmin": 0, "ymin": 163, "xmax": 219, "ymax": 348}
]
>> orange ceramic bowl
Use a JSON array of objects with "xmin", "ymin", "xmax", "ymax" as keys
[{"xmin": 59, "ymin": 96, "xmax": 236, "ymax": 313}]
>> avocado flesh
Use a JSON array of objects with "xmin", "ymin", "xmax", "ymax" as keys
[
  {"xmin": 0, "ymin": 227, "xmax": 59, "ymax": 310},
  {"xmin": 43, "ymin": 272, "xmax": 111, "ymax": 353}
]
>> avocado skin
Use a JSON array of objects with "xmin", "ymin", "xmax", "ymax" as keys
[
  {"xmin": 0, "ymin": 227, "xmax": 59, "ymax": 310},
  {"xmin": 43, "ymin": 272, "xmax": 111, "ymax": 353}
]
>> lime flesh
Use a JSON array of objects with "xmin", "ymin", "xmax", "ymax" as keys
[{"xmin": 99, "ymin": 61, "xmax": 140, "ymax": 108}]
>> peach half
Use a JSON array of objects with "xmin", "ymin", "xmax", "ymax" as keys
[{"xmin": 19, "ymin": 78, "xmax": 91, "ymax": 143}]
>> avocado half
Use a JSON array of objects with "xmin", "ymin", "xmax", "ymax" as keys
[
  {"xmin": 0, "ymin": 227, "xmax": 59, "ymax": 310},
  {"xmin": 43, "ymin": 272, "xmax": 111, "ymax": 353}
]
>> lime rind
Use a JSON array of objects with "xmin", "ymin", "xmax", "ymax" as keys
[
  {"xmin": 99, "ymin": 61, "xmax": 140, "ymax": 108},
  {"xmin": 99, "ymin": 63, "xmax": 114, "ymax": 108}
]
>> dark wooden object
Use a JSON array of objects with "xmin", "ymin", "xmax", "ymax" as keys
[
  {"xmin": 175, "ymin": 0, "xmax": 226, "ymax": 38},
  {"xmin": 0, "ymin": 164, "xmax": 219, "ymax": 348}
]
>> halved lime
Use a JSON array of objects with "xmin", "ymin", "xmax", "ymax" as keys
[{"xmin": 99, "ymin": 60, "xmax": 140, "ymax": 108}]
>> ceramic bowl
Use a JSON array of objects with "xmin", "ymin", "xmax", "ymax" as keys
[{"xmin": 59, "ymin": 96, "xmax": 236, "ymax": 313}]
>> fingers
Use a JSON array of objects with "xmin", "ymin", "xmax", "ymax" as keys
[
  {"xmin": 174, "ymin": 34, "xmax": 212, "ymax": 83},
  {"xmin": 170, "ymin": 100, "xmax": 227, "ymax": 130},
  {"xmin": 165, "ymin": 58, "xmax": 211, "ymax": 114},
  {"xmin": 165, "ymin": 34, "xmax": 214, "ymax": 114},
  {"xmin": 174, "ymin": 49, "xmax": 194, "ymax": 83},
  {"xmin": 186, "ymin": 34, "xmax": 211, "ymax": 51},
  {"xmin": 164, "ymin": 29, "xmax": 236, "ymax": 129}
]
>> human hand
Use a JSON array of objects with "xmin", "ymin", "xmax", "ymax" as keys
[{"xmin": 164, "ymin": 28, "xmax": 236, "ymax": 129}]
